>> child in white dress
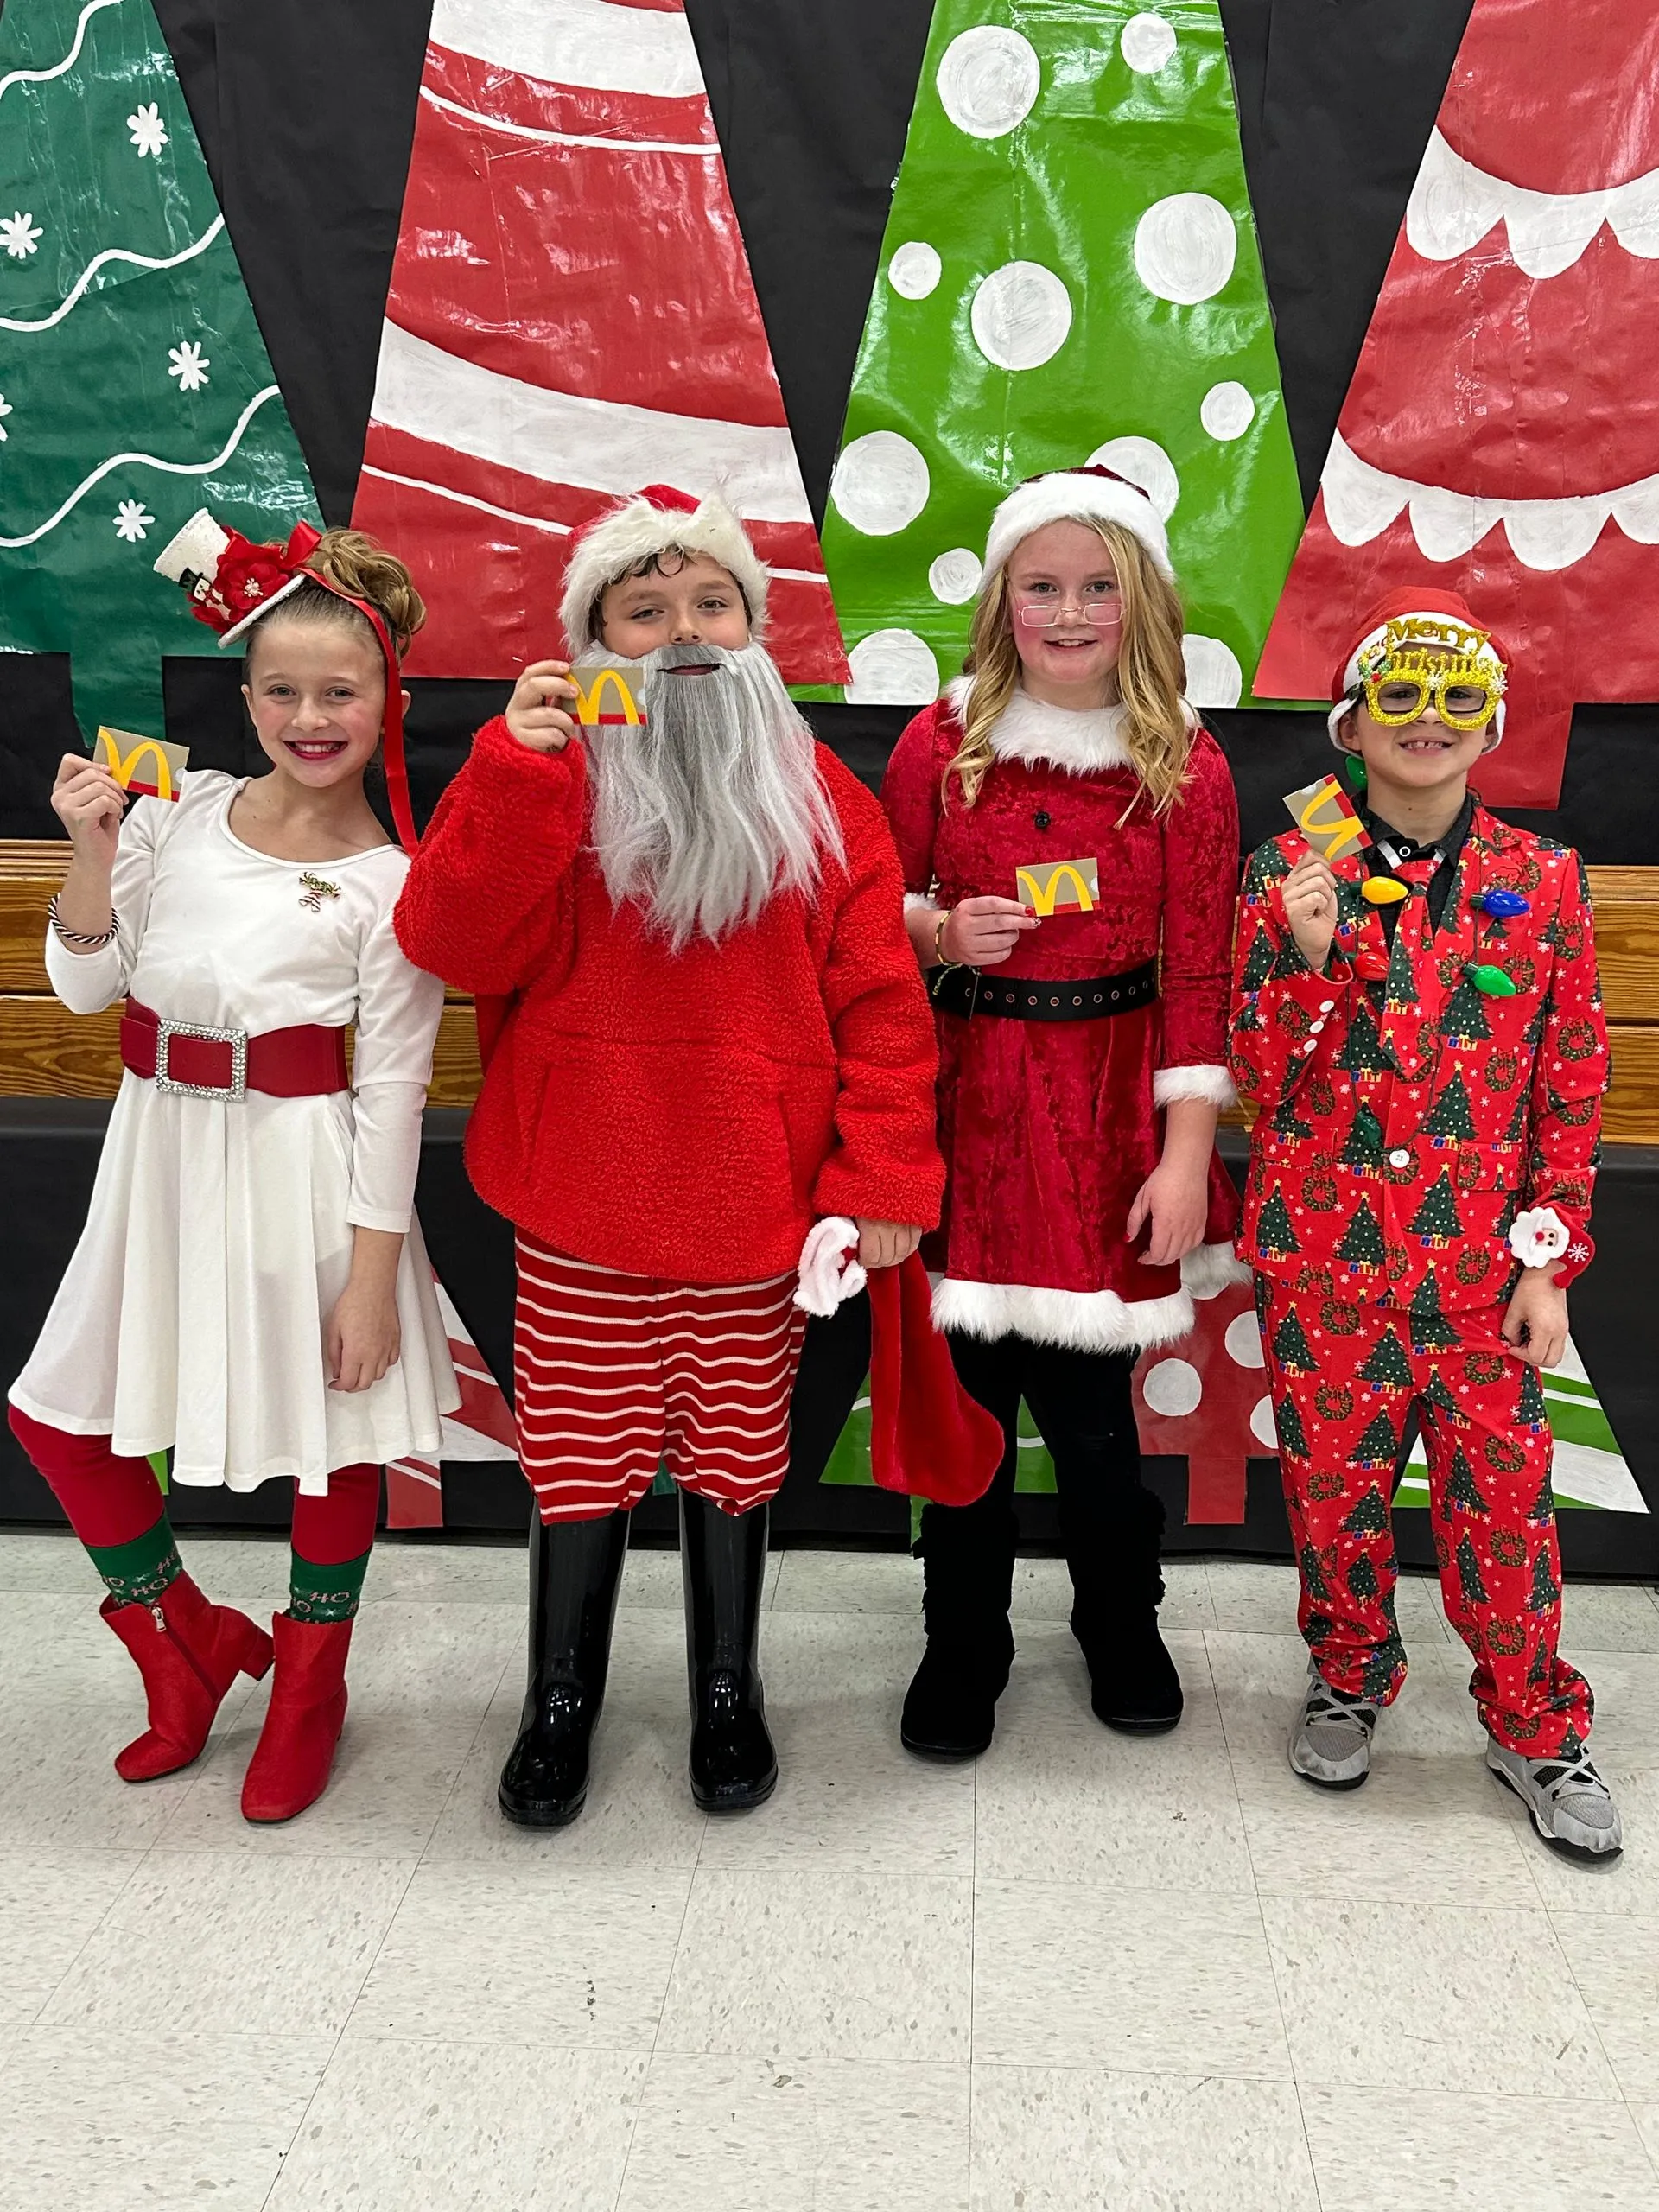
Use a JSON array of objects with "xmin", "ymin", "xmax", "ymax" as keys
[{"xmin": 8, "ymin": 515, "xmax": 457, "ymax": 1821}]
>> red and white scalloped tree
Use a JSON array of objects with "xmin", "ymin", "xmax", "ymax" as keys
[{"xmin": 1255, "ymin": 0, "xmax": 1659, "ymax": 806}]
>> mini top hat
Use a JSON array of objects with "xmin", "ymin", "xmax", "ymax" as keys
[{"xmin": 153, "ymin": 510, "xmax": 416, "ymax": 852}]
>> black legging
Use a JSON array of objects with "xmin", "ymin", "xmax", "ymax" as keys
[{"xmin": 917, "ymin": 1333, "xmax": 1162, "ymax": 1646}]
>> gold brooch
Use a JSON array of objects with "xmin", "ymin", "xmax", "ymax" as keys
[{"xmin": 299, "ymin": 871, "xmax": 341, "ymax": 913}]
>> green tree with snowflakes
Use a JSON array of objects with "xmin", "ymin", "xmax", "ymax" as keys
[
  {"xmin": 1271, "ymin": 1306, "xmax": 1317, "ymax": 1376},
  {"xmin": 1255, "ymin": 1186, "xmax": 1301, "ymax": 1261},
  {"xmin": 1342, "ymin": 1102, "xmax": 1386, "ymax": 1170},
  {"xmin": 1336, "ymin": 1196, "xmax": 1386, "ymax": 1273},
  {"xmin": 1408, "ymin": 1268, "xmax": 1459, "ymax": 1354},
  {"xmin": 1440, "ymin": 977, "xmax": 1494, "ymax": 1046},
  {"xmin": 1349, "ymin": 1409, "xmax": 1398, "ymax": 1471},
  {"xmin": 1408, "ymin": 1173, "xmax": 1464, "ymax": 1247},
  {"xmin": 815, "ymin": 1, "xmax": 1304, "ymax": 709},
  {"xmin": 1274, "ymin": 1392, "xmax": 1309, "ymax": 1460},
  {"xmin": 1357, "ymin": 1327, "xmax": 1411, "ymax": 1391},
  {"xmin": 1422, "ymin": 1071, "xmax": 1478, "ymax": 1141},
  {"xmin": 0, "ymin": 0, "xmax": 316, "ymax": 741},
  {"xmin": 1456, "ymin": 1532, "xmax": 1490, "ymax": 1608},
  {"xmin": 1337, "ymin": 1003, "xmax": 1394, "ymax": 1077},
  {"xmin": 1444, "ymin": 1441, "xmax": 1489, "ymax": 1517},
  {"xmin": 1341, "ymin": 1484, "xmax": 1389, "ymax": 1537}
]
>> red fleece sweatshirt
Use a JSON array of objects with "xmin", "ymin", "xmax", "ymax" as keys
[{"xmin": 395, "ymin": 716, "xmax": 944, "ymax": 1283}]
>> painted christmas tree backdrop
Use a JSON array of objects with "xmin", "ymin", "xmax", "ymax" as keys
[
  {"xmin": 352, "ymin": 0, "xmax": 846, "ymax": 685},
  {"xmin": 1255, "ymin": 0, "xmax": 1659, "ymax": 807},
  {"xmin": 0, "ymin": 0, "xmax": 317, "ymax": 741},
  {"xmin": 815, "ymin": 1, "xmax": 1305, "ymax": 709}
]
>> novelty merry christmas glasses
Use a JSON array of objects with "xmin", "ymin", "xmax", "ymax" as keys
[{"xmin": 1352, "ymin": 615, "xmax": 1508, "ymax": 732}]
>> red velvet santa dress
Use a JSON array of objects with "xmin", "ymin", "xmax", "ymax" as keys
[{"xmin": 882, "ymin": 678, "xmax": 1243, "ymax": 1350}]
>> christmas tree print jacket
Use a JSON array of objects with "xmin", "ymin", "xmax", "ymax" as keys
[{"xmin": 1229, "ymin": 805, "xmax": 1608, "ymax": 1315}]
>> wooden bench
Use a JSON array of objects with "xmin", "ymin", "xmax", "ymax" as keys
[{"xmin": 3, "ymin": 842, "xmax": 1657, "ymax": 1139}]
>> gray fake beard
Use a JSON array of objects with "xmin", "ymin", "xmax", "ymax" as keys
[{"xmin": 584, "ymin": 639, "xmax": 843, "ymax": 949}]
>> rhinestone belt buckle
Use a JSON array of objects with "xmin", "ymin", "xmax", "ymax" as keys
[{"xmin": 153, "ymin": 1018, "xmax": 249, "ymax": 1102}]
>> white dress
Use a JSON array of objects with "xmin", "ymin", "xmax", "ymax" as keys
[{"xmin": 9, "ymin": 772, "xmax": 460, "ymax": 1494}]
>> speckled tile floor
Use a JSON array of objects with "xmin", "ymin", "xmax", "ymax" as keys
[{"xmin": 3, "ymin": 1533, "xmax": 1658, "ymax": 2210}]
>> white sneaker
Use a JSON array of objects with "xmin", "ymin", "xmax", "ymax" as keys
[
  {"xmin": 1486, "ymin": 1735, "xmax": 1623, "ymax": 1861},
  {"xmin": 1288, "ymin": 1662, "xmax": 1379, "ymax": 1789}
]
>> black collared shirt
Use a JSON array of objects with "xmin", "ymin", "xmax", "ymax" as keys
[{"xmin": 1362, "ymin": 794, "xmax": 1475, "ymax": 942}]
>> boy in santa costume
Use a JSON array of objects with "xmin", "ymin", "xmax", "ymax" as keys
[
  {"xmin": 395, "ymin": 488, "xmax": 942, "ymax": 1824},
  {"xmin": 1230, "ymin": 588, "xmax": 1619, "ymax": 1859}
]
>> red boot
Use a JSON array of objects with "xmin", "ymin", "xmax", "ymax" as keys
[
  {"xmin": 240, "ymin": 1613, "xmax": 353, "ymax": 1823},
  {"xmin": 101, "ymin": 1573, "xmax": 275, "ymax": 1782}
]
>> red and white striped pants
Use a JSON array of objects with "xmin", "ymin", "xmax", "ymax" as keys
[{"xmin": 512, "ymin": 1235, "xmax": 808, "ymax": 1523}]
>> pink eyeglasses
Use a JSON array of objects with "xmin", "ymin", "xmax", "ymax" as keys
[{"xmin": 1014, "ymin": 599, "xmax": 1122, "ymax": 628}]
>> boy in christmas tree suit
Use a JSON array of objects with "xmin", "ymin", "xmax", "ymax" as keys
[{"xmin": 1230, "ymin": 589, "xmax": 1618, "ymax": 1859}]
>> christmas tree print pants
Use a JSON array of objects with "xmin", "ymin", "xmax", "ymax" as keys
[{"xmin": 1256, "ymin": 1286, "xmax": 1593, "ymax": 1757}]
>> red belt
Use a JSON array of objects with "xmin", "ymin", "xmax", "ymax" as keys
[{"xmin": 120, "ymin": 999, "xmax": 348, "ymax": 1101}]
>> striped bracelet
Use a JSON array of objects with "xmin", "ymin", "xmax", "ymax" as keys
[{"xmin": 48, "ymin": 893, "xmax": 118, "ymax": 950}]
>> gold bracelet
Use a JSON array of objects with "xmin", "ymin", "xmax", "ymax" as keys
[{"xmin": 934, "ymin": 908, "xmax": 952, "ymax": 964}]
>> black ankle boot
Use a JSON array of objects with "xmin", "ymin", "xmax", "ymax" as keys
[
  {"xmin": 1067, "ymin": 1487, "xmax": 1183, "ymax": 1734},
  {"xmin": 681, "ymin": 1491, "xmax": 775, "ymax": 1813},
  {"xmin": 499, "ymin": 1510, "xmax": 630, "ymax": 1827},
  {"xmin": 900, "ymin": 1497, "xmax": 1017, "ymax": 1760}
]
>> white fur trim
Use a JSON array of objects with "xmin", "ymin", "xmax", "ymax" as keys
[
  {"xmin": 932, "ymin": 1274, "xmax": 1195, "ymax": 1352},
  {"xmin": 944, "ymin": 674, "xmax": 1135, "ymax": 774},
  {"xmin": 987, "ymin": 689, "xmax": 1133, "ymax": 773},
  {"xmin": 982, "ymin": 472, "xmax": 1173, "ymax": 584},
  {"xmin": 904, "ymin": 891, "xmax": 941, "ymax": 915},
  {"xmin": 1180, "ymin": 1241, "xmax": 1252, "ymax": 1300},
  {"xmin": 558, "ymin": 491, "xmax": 769, "ymax": 653},
  {"xmin": 1154, "ymin": 1064, "xmax": 1236, "ymax": 1109},
  {"xmin": 795, "ymin": 1216, "xmax": 865, "ymax": 1315}
]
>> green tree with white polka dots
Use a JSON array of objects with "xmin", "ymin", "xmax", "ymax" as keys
[{"xmin": 814, "ymin": 1, "xmax": 1306, "ymax": 709}]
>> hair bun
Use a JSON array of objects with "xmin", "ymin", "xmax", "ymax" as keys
[{"xmin": 303, "ymin": 528, "xmax": 425, "ymax": 658}]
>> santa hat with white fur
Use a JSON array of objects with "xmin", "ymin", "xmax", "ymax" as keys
[
  {"xmin": 559, "ymin": 485, "xmax": 771, "ymax": 655},
  {"xmin": 1327, "ymin": 587, "xmax": 1510, "ymax": 749},
  {"xmin": 981, "ymin": 464, "xmax": 1175, "ymax": 588}
]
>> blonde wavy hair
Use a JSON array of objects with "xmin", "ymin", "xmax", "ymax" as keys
[
  {"xmin": 245, "ymin": 527, "xmax": 426, "ymax": 666},
  {"xmin": 947, "ymin": 518, "xmax": 1192, "ymax": 817}
]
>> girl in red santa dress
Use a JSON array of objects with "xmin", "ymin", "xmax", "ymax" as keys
[
  {"xmin": 882, "ymin": 467, "xmax": 1242, "ymax": 1758},
  {"xmin": 7, "ymin": 514, "xmax": 457, "ymax": 1821}
]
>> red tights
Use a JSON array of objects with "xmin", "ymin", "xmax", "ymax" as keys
[{"xmin": 7, "ymin": 1406, "xmax": 380, "ymax": 1562}]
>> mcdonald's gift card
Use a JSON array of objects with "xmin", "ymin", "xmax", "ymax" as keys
[
  {"xmin": 1283, "ymin": 774, "xmax": 1370, "ymax": 862},
  {"xmin": 1015, "ymin": 855, "xmax": 1099, "ymax": 915},
  {"xmin": 95, "ymin": 729, "xmax": 190, "ymax": 802},
  {"xmin": 568, "ymin": 662, "xmax": 648, "ymax": 728}
]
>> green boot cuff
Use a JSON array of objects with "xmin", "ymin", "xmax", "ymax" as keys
[
  {"xmin": 288, "ymin": 1547, "xmax": 370, "ymax": 1624},
  {"xmin": 88, "ymin": 1514, "xmax": 181, "ymax": 1610}
]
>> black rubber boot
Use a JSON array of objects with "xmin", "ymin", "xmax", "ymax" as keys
[
  {"xmin": 681, "ymin": 1491, "xmax": 776, "ymax": 1813},
  {"xmin": 1065, "ymin": 1485, "xmax": 1184, "ymax": 1734},
  {"xmin": 498, "ymin": 1509, "xmax": 630, "ymax": 1827},
  {"xmin": 900, "ymin": 1497, "xmax": 1018, "ymax": 1760}
]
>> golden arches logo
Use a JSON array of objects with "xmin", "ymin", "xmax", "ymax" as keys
[
  {"xmin": 1015, "ymin": 859, "xmax": 1099, "ymax": 916},
  {"xmin": 569, "ymin": 667, "xmax": 646, "ymax": 727},
  {"xmin": 95, "ymin": 728, "xmax": 189, "ymax": 802},
  {"xmin": 1296, "ymin": 786, "xmax": 1367, "ymax": 861},
  {"xmin": 1282, "ymin": 773, "xmax": 1370, "ymax": 861}
]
